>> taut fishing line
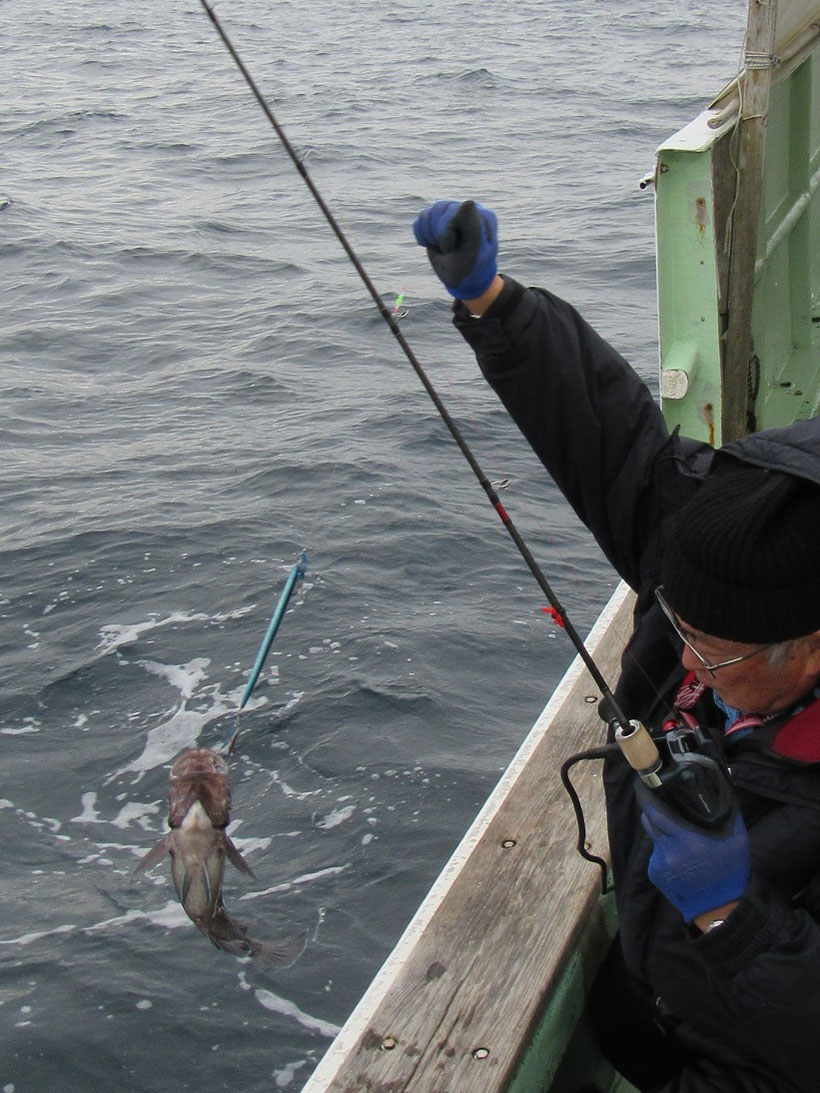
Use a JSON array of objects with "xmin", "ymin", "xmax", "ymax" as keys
[{"xmin": 197, "ymin": 0, "xmax": 633, "ymax": 737}]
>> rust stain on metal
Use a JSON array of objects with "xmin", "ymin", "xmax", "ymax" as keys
[
  {"xmin": 695, "ymin": 196, "xmax": 707, "ymax": 235},
  {"xmin": 704, "ymin": 402, "xmax": 715, "ymax": 447}
]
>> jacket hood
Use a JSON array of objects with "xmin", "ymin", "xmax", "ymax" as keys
[{"xmin": 718, "ymin": 418, "xmax": 820, "ymax": 485}]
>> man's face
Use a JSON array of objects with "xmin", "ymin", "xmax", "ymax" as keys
[{"xmin": 677, "ymin": 619, "xmax": 820, "ymax": 716}]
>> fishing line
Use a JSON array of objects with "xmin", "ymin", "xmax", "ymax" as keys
[{"xmin": 197, "ymin": 0, "xmax": 632, "ymax": 735}]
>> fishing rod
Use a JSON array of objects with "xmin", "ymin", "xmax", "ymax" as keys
[
  {"xmin": 196, "ymin": 2, "xmax": 742, "ymax": 882},
  {"xmin": 197, "ymin": 0, "xmax": 634, "ymax": 739}
]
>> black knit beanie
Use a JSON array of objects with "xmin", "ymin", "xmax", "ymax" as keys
[{"xmin": 660, "ymin": 462, "xmax": 820, "ymax": 643}]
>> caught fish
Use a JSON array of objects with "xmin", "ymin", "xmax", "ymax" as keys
[{"xmin": 132, "ymin": 747, "xmax": 305, "ymax": 964}]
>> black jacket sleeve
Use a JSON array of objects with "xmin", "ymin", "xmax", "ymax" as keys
[{"xmin": 453, "ymin": 278, "xmax": 707, "ymax": 592}]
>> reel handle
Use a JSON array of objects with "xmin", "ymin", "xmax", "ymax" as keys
[{"xmin": 614, "ymin": 719, "xmax": 734, "ymax": 830}]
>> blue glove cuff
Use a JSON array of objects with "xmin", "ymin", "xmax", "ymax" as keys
[{"xmin": 637, "ymin": 782, "xmax": 751, "ymax": 923}]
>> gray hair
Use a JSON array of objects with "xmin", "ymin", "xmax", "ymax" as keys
[{"xmin": 766, "ymin": 638, "xmax": 802, "ymax": 670}]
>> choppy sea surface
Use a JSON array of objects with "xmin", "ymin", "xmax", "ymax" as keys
[{"xmin": 2, "ymin": 2, "xmax": 746, "ymax": 1089}]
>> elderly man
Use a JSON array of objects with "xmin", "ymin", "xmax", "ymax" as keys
[{"xmin": 414, "ymin": 200, "xmax": 820, "ymax": 1093}]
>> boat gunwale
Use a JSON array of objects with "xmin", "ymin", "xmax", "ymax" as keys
[{"xmin": 300, "ymin": 580, "xmax": 633, "ymax": 1091}]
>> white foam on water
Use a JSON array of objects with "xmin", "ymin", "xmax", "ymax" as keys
[
  {"xmin": 97, "ymin": 612, "xmax": 210, "ymax": 656},
  {"xmin": 137, "ymin": 656, "xmax": 210, "ymax": 700},
  {"xmin": 229, "ymin": 834, "xmax": 272, "ymax": 856},
  {"xmin": 273, "ymin": 1058, "xmax": 308, "ymax": 1088},
  {"xmin": 96, "ymin": 606, "xmax": 256, "ymax": 659},
  {"xmin": 0, "ymin": 924, "xmax": 75, "ymax": 947},
  {"xmin": 240, "ymin": 864, "xmax": 349, "ymax": 902},
  {"xmin": 253, "ymin": 988, "xmax": 341, "ymax": 1039},
  {"xmin": 289, "ymin": 864, "xmax": 351, "ymax": 888},
  {"xmin": 269, "ymin": 768, "xmax": 321, "ymax": 801},
  {"xmin": 71, "ymin": 792, "xmax": 101, "ymax": 824},
  {"xmin": 0, "ymin": 900, "xmax": 193, "ymax": 952},
  {"xmin": 1, "ymin": 797, "xmax": 62, "ymax": 836},
  {"xmin": 316, "ymin": 804, "xmax": 355, "ymax": 830},
  {"xmin": 111, "ymin": 799, "xmax": 161, "ymax": 830},
  {"xmin": 213, "ymin": 606, "xmax": 256, "ymax": 624},
  {"xmin": 84, "ymin": 901, "xmax": 189, "ymax": 933},
  {"xmin": 116, "ymin": 657, "xmax": 263, "ymax": 777},
  {"xmin": 279, "ymin": 691, "xmax": 304, "ymax": 715},
  {"xmin": 118, "ymin": 706, "xmax": 213, "ymax": 776}
]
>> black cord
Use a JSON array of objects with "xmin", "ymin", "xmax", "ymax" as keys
[{"xmin": 559, "ymin": 745, "xmax": 620, "ymax": 894}]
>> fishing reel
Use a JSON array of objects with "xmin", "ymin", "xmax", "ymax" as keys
[
  {"xmin": 561, "ymin": 699, "xmax": 737, "ymax": 893},
  {"xmin": 612, "ymin": 713, "xmax": 735, "ymax": 831}
]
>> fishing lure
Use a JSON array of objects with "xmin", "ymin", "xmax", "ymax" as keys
[
  {"xmin": 224, "ymin": 549, "xmax": 308, "ymax": 753},
  {"xmin": 392, "ymin": 288, "xmax": 408, "ymax": 320}
]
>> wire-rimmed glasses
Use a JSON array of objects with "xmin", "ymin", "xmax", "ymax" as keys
[{"xmin": 654, "ymin": 586, "xmax": 771, "ymax": 676}]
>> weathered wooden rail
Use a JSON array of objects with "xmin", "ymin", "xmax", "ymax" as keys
[{"xmin": 302, "ymin": 583, "xmax": 637, "ymax": 1093}]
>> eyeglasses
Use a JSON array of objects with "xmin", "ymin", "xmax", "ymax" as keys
[{"xmin": 654, "ymin": 586, "xmax": 771, "ymax": 676}]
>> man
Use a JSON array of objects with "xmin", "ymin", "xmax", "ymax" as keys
[{"xmin": 413, "ymin": 200, "xmax": 820, "ymax": 1093}]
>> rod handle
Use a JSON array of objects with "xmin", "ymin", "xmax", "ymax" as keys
[{"xmin": 615, "ymin": 721, "xmax": 663, "ymax": 788}]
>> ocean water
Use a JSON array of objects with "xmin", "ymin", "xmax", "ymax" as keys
[{"xmin": 1, "ymin": 1, "xmax": 746, "ymax": 1089}]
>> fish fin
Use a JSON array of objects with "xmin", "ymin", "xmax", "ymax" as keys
[
  {"xmin": 182, "ymin": 863, "xmax": 212, "ymax": 909},
  {"xmin": 224, "ymin": 836, "xmax": 256, "ymax": 879},
  {"xmin": 130, "ymin": 836, "xmax": 171, "ymax": 879},
  {"xmin": 248, "ymin": 929, "xmax": 308, "ymax": 967}
]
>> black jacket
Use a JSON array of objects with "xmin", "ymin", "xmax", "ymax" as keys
[{"xmin": 453, "ymin": 278, "xmax": 820, "ymax": 1093}]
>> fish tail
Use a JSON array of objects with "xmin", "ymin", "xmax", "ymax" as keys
[{"xmin": 247, "ymin": 929, "xmax": 308, "ymax": 967}]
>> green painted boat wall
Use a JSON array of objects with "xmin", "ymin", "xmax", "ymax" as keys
[
  {"xmin": 656, "ymin": 41, "xmax": 820, "ymax": 445},
  {"xmin": 506, "ymin": 893, "xmax": 639, "ymax": 1093},
  {"xmin": 654, "ymin": 122, "xmax": 725, "ymax": 445},
  {"xmin": 753, "ymin": 51, "xmax": 820, "ymax": 427}
]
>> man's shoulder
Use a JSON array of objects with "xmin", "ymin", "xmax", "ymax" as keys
[{"xmin": 718, "ymin": 419, "xmax": 820, "ymax": 485}]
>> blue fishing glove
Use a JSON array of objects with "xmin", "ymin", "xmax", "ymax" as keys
[
  {"xmin": 412, "ymin": 199, "xmax": 498, "ymax": 300},
  {"xmin": 635, "ymin": 779, "xmax": 751, "ymax": 923}
]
